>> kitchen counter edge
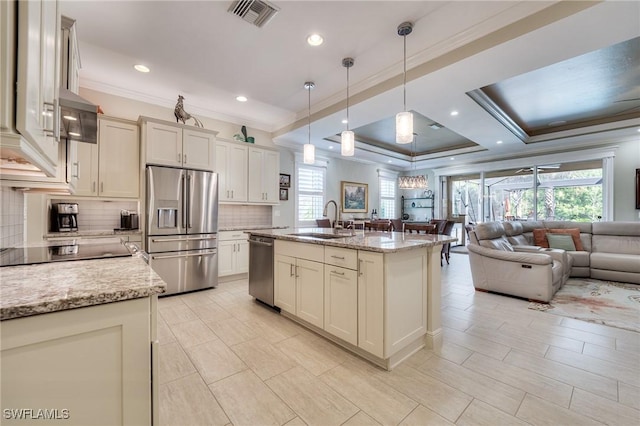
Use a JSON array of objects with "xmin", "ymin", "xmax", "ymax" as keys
[
  {"xmin": 0, "ymin": 256, "xmax": 166, "ymax": 321},
  {"xmin": 245, "ymin": 228, "xmax": 456, "ymax": 253}
]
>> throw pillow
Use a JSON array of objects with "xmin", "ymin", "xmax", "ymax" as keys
[
  {"xmin": 546, "ymin": 233, "xmax": 576, "ymax": 251},
  {"xmin": 547, "ymin": 228, "xmax": 584, "ymax": 251},
  {"xmin": 533, "ymin": 228, "xmax": 549, "ymax": 248}
]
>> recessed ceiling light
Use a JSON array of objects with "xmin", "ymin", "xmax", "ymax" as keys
[
  {"xmin": 387, "ymin": 160, "xmax": 392, "ymax": 163},
  {"xmin": 328, "ymin": 145, "xmax": 334, "ymax": 150},
  {"xmin": 134, "ymin": 64, "xmax": 150, "ymax": 73},
  {"xmin": 236, "ymin": 95, "xmax": 248, "ymax": 102},
  {"xmin": 307, "ymin": 33, "xmax": 324, "ymax": 46},
  {"xmin": 450, "ymin": 110, "xmax": 459, "ymax": 116},
  {"xmin": 341, "ymin": 119, "xmax": 348, "ymax": 124},
  {"xmin": 637, "ymin": 128, "xmax": 640, "ymax": 132},
  {"xmin": 450, "ymin": 157, "xmax": 455, "ymax": 160},
  {"xmin": 496, "ymin": 140, "xmax": 503, "ymax": 144}
]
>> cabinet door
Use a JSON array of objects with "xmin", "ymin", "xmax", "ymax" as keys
[
  {"xmin": 216, "ymin": 141, "xmax": 247, "ymax": 202},
  {"xmin": 358, "ymin": 251, "xmax": 384, "ymax": 358},
  {"xmin": 218, "ymin": 240, "xmax": 235, "ymax": 277},
  {"xmin": 248, "ymin": 148, "xmax": 279, "ymax": 204},
  {"xmin": 145, "ymin": 121, "xmax": 182, "ymax": 167},
  {"xmin": 274, "ymin": 254, "xmax": 296, "ymax": 314},
  {"xmin": 324, "ymin": 265, "xmax": 358, "ymax": 345},
  {"xmin": 15, "ymin": 0, "xmax": 60, "ymax": 172},
  {"xmin": 74, "ymin": 140, "xmax": 98, "ymax": 196},
  {"xmin": 236, "ymin": 239, "xmax": 249, "ymax": 274},
  {"xmin": 296, "ymin": 258, "xmax": 324, "ymax": 328},
  {"xmin": 98, "ymin": 119, "xmax": 139, "ymax": 198},
  {"xmin": 247, "ymin": 147, "xmax": 264, "ymax": 202},
  {"xmin": 183, "ymin": 129, "xmax": 215, "ymax": 171}
]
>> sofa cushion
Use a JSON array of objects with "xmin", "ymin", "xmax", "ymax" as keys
[
  {"xmin": 547, "ymin": 234, "xmax": 576, "ymax": 251},
  {"xmin": 533, "ymin": 228, "xmax": 584, "ymax": 251},
  {"xmin": 507, "ymin": 235, "xmax": 530, "ymax": 246},
  {"xmin": 590, "ymin": 253, "xmax": 640, "ymax": 273},
  {"xmin": 479, "ymin": 236, "xmax": 515, "ymax": 252},
  {"xmin": 543, "ymin": 221, "xmax": 592, "ymax": 234},
  {"xmin": 592, "ymin": 221, "xmax": 640, "ymax": 237},
  {"xmin": 567, "ymin": 251, "xmax": 590, "ymax": 267},
  {"xmin": 503, "ymin": 221, "xmax": 523, "ymax": 236},
  {"xmin": 475, "ymin": 222, "xmax": 506, "ymax": 241},
  {"xmin": 592, "ymin": 235, "xmax": 640, "ymax": 255}
]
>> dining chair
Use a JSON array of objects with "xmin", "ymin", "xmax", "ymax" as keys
[
  {"xmin": 404, "ymin": 223, "xmax": 436, "ymax": 234},
  {"xmin": 390, "ymin": 219, "xmax": 404, "ymax": 232},
  {"xmin": 440, "ymin": 220, "xmax": 456, "ymax": 265}
]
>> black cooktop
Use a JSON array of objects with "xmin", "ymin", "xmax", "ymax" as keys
[{"xmin": 0, "ymin": 241, "xmax": 132, "ymax": 267}]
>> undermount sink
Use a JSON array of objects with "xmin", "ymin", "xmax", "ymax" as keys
[{"xmin": 291, "ymin": 232, "xmax": 348, "ymax": 239}]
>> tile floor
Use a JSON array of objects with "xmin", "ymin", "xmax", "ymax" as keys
[{"xmin": 157, "ymin": 252, "xmax": 640, "ymax": 425}]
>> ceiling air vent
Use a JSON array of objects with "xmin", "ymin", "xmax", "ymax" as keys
[{"xmin": 228, "ymin": 0, "xmax": 279, "ymax": 28}]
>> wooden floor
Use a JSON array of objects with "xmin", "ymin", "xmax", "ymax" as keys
[{"xmin": 157, "ymin": 253, "xmax": 640, "ymax": 425}]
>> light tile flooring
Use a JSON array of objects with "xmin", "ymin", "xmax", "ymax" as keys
[{"xmin": 157, "ymin": 253, "xmax": 640, "ymax": 425}]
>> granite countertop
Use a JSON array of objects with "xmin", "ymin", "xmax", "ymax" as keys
[
  {"xmin": 46, "ymin": 229, "xmax": 142, "ymax": 239},
  {"xmin": 245, "ymin": 228, "xmax": 456, "ymax": 253},
  {"xmin": 0, "ymin": 256, "xmax": 166, "ymax": 321},
  {"xmin": 219, "ymin": 225, "xmax": 289, "ymax": 231}
]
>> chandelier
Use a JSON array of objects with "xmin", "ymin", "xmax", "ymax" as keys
[{"xmin": 398, "ymin": 133, "xmax": 428, "ymax": 189}]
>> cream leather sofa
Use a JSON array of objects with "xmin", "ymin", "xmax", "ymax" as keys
[
  {"xmin": 467, "ymin": 222, "xmax": 573, "ymax": 302},
  {"xmin": 503, "ymin": 220, "xmax": 640, "ymax": 284}
]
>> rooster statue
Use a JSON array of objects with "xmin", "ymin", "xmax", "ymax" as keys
[{"xmin": 174, "ymin": 95, "xmax": 203, "ymax": 128}]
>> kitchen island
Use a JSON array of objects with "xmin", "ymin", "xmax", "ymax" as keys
[
  {"xmin": 0, "ymin": 253, "xmax": 165, "ymax": 425},
  {"xmin": 246, "ymin": 228, "xmax": 455, "ymax": 370}
]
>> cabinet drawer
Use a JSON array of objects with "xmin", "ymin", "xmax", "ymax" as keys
[
  {"xmin": 275, "ymin": 240, "xmax": 324, "ymax": 263},
  {"xmin": 219, "ymin": 231, "xmax": 248, "ymax": 241},
  {"xmin": 324, "ymin": 246, "xmax": 357, "ymax": 270}
]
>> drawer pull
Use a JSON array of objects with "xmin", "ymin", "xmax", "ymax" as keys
[
  {"xmin": 331, "ymin": 270, "xmax": 345, "ymax": 276},
  {"xmin": 331, "ymin": 255, "xmax": 345, "ymax": 260}
]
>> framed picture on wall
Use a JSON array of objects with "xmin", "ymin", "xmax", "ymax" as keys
[
  {"xmin": 279, "ymin": 173, "xmax": 291, "ymax": 188},
  {"xmin": 341, "ymin": 181, "xmax": 368, "ymax": 213},
  {"xmin": 279, "ymin": 188, "xmax": 288, "ymax": 201}
]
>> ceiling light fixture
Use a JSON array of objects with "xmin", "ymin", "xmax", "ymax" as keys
[
  {"xmin": 134, "ymin": 64, "xmax": 150, "ymax": 73},
  {"xmin": 303, "ymin": 81, "xmax": 315, "ymax": 164},
  {"xmin": 496, "ymin": 140, "xmax": 503, "ymax": 144},
  {"xmin": 341, "ymin": 119, "xmax": 348, "ymax": 124},
  {"xmin": 341, "ymin": 57, "xmax": 355, "ymax": 157},
  {"xmin": 307, "ymin": 34, "xmax": 323, "ymax": 46},
  {"xmin": 236, "ymin": 95, "xmax": 248, "ymax": 102},
  {"xmin": 396, "ymin": 21, "xmax": 413, "ymax": 144},
  {"xmin": 398, "ymin": 133, "xmax": 427, "ymax": 189},
  {"xmin": 450, "ymin": 110, "xmax": 459, "ymax": 116}
]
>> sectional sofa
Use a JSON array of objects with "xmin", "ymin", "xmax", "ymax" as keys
[{"xmin": 467, "ymin": 220, "xmax": 640, "ymax": 302}]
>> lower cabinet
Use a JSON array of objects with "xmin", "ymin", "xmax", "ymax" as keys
[
  {"xmin": 274, "ymin": 253, "xmax": 324, "ymax": 328},
  {"xmin": 324, "ymin": 264, "xmax": 358, "ymax": 345},
  {"xmin": 357, "ymin": 251, "xmax": 384, "ymax": 357},
  {"xmin": 0, "ymin": 296, "xmax": 157, "ymax": 425},
  {"xmin": 218, "ymin": 231, "xmax": 248, "ymax": 277}
]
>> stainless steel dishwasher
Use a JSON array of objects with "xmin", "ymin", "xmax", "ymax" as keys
[{"xmin": 248, "ymin": 235, "xmax": 275, "ymax": 307}]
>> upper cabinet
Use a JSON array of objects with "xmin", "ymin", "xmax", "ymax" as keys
[
  {"xmin": 248, "ymin": 146, "xmax": 279, "ymax": 204},
  {"xmin": 215, "ymin": 140, "xmax": 248, "ymax": 202},
  {"xmin": 140, "ymin": 118, "xmax": 217, "ymax": 171},
  {"xmin": 1, "ymin": 0, "xmax": 61, "ymax": 177},
  {"xmin": 74, "ymin": 117, "xmax": 139, "ymax": 198}
]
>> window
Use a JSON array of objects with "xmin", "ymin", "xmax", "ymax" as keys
[
  {"xmin": 297, "ymin": 164, "xmax": 325, "ymax": 226},
  {"xmin": 378, "ymin": 175, "xmax": 397, "ymax": 219}
]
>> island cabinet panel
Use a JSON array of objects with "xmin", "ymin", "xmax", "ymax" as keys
[
  {"xmin": 357, "ymin": 251, "xmax": 384, "ymax": 358},
  {"xmin": 384, "ymin": 250, "xmax": 427, "ymax": 357},
  {"xmin": 295, "ymin": 258, "xmax": 324, "ymax": 328},
  {"xmin": 324, "ymin": 264, "xmax": 358, "ymax": 345},
  {"xmin": 0, "ymin": 296, "xmax": 155, "ymax": 425},
  {"xmin": 274, "ymin": 254, "xmax": 297, "ymax": 314}
]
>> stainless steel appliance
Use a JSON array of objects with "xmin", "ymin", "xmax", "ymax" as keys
[
  {"xmin": 146, "ymin": 165, "xmax": 218, "ymax": 296},
  {"xmin": 51, "ymin": 203, "xmax": 79, "ymax": 232},
  {"xmin": 120, "ymin": 210, "xmax": 139, "ymax": 230},
  {"xmin": 248, "ymin": 235, "xmax": 275, "ymax": 306}
]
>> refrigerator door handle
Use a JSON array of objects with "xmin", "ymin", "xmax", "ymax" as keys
[
  {"xmin": 181, "ymin": 173, "xmax": 187, "ymax": 229},
  {"xmin": 151, "ymin": 250, "xmax": 217, "ymax": 260},
  {"xmin": 150, "ymin": 236, "xmax": 217, "ymax": 243},
  {"xmin": 186, "ymin": 172, "xmax": 192, "ymax": 229}
]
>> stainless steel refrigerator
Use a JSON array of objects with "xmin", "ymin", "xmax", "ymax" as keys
[{"xmin": 146, "ymin": 165, "xmax": 218, "ymax": 296}]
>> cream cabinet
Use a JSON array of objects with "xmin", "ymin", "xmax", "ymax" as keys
[
  {"xmin": 274, "ymin": 240, "xmax": 324, "ymax": 328},
  {"xmin": 74, "ymin": 117, "xmax": 139, "ymax": 198},
  {"xmin": 1, "ymin": 296, "xmax": 157, "ymax": 425},
  {"xmin": 248, "ymin": 147, "xmax": 279, "ymax": 204},
  {"xmin": 215, "ymin": 140, "xmax": 248, "ymax": 202},
  {"xmin": 142, "ymin": 119, "xmax": 216, "ymax": 171},
  {"xmin": 357, "ymin": 251, "xmax": 384, "ymax": 357},
  {"xmin": 218, "ymin": 231, "xmax": 249, "ymax": 277},
  {"xmin": 0, "ymin": 0, "xmax": 61, "ymax": 177},
  {"xmin": 324, "ymin": 246, "xmax": 358, "ymax": 345}
]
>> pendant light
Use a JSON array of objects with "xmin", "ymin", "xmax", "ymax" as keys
[
  {"xmin": 398, "ymin": 133, "xmax": 428, "ymax": 189},
  {"xmin": 341, "ymin": 57, "xmax": 355, "ymax": 157},
  {"xmin": 303, "ymin": 81, "xmax": 315, "ymax": 164},
  {"xmin": 396, "ymin": 21, "xmax": 413, "ymax": 144}
]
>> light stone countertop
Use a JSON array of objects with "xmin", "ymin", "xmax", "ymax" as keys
[
  {"xmin": 45, "ymin": 229, "xmax": 143, "ymax": 239},
  {"xmin": 0, "ymin": 256, "xmax": 166, "ymax": 321},
  {"xmin": 245, "ymin": 228, "xmax": 456, "ymax": 253},
  {"xmin": 219, "ymin": 225, "xmax": 289, "ymax": 231}
]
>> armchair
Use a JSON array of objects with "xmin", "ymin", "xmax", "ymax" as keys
[{"xmin": 468, "ymin": 222, "xmax": 570, "ymax": 302}]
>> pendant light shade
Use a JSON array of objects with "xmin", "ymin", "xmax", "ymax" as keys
[
  {"xmin": 341, "ymin": 57, "xmax": 355, "ymax": 156},
  {"xmin": 396, "ymin": 21, "xmax": 413, "ymax": 145},
  {"xmin": 303, "ymin": 81, "xmax": 315, "ymax": 164}
]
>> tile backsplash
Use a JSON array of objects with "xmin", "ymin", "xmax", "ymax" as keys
[
  {"xmin": 218, "ymin": 204, "xmax": 271, "ymax": 228},
  {"xmin": 1, "ymin": 187, "xmax": 25, "ymax": 248},
  {"xmin": 50, "ymin": 199, "xmax": 138, "ymax": 231}
]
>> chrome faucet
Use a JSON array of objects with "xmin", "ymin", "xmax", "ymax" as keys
[{"xmin": 323, "ymin": 200, "xmax": 339, "ymax": 228}]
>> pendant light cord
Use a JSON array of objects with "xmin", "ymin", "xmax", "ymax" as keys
[
  {"xmin": 308, "ymin": 86, "xmax": 311, "ymax": 145},
  {"xmin": 346, "ymin": 65, "xmax": 350, "ymax": 131},
  {"xmin": 403, "ymin": 33, "xmax": 407, "ymax": 112}
]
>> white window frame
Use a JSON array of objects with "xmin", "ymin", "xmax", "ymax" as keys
[
  {"xmin": 295, "ymin": 159, "xmax": 327, "ymax": 228},
  {"xmin": 378, "ymin": 169, "xmax": 398, "ymax": 219}
]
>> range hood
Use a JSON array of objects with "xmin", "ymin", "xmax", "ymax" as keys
[{"xmin": 59, "ymin": 87, "xmax": 98, "ymax": 144}]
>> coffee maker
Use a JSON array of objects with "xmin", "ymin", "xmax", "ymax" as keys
[{"xmin": 51, "ymin": 203, "xmax": 79, "ymax": 232}]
